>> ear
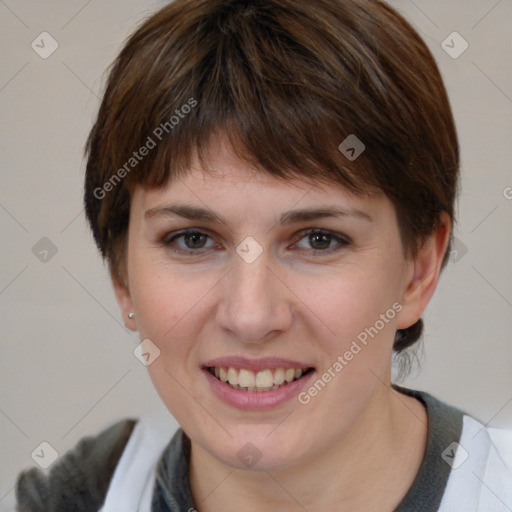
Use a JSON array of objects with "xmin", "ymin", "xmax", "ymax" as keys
[
  {"xmin": 110, "ymin": 266, "xmax": 137, "ymax": 331},
  {"xmin": 396, "ymin": 212, "xmax": 452, "ymax": 330}
]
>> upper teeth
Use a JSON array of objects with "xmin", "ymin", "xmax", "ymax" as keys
[{"xmin": 212, "ymin": 367, "xmax": 307, "ymax": 391}]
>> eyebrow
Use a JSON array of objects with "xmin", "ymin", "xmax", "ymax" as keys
[{"xmin": 144, "ymin": 203, "xmax": 373, "ymax": 225}]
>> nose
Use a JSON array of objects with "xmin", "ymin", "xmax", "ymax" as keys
[{"xmin": 215, "ymin": 249, "xmax": 294, "ymax": 344}]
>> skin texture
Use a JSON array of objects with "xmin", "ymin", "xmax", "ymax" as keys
[{"xmin": 112, "ymin": 137, "xmax": 451, "ymax": 511}]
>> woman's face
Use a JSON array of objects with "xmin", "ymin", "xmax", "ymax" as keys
[{"xmin": 119, "ymin": 141, "xmax": 419, "ymax": 471}]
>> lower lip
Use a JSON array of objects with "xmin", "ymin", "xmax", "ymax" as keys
[{"xmin": 203, "ymin": 368, "xmax": 315, "ymax": 410}]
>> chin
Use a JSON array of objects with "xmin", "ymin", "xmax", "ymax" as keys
[{"xmin": 199, "ymin": 426, "xmax": 309, "ymax": 472}]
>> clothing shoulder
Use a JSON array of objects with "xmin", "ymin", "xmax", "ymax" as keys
[
  {"xmin": 438, "ymin": 416, "xmax": 512, "ymax": 510},
  {"xmin": 485, "ymin": 425, "xmax": 512, "ymax": 488},
  {"xmin": 487, "ymin": 425, "xmax": 512, "ymax": 463},
  {"xmin": 15, "ymin": 418, "xmax": 138, "ymax": 512}
]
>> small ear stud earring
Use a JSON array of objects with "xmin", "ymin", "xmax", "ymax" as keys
[{"xmin": 127, "ymin": 312, "xmax": 135, "ymax": 319}]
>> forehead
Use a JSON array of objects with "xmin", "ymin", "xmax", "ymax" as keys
[{"xmin": 132, "ymin": 140, "xmax": 382, "ymax": 213}]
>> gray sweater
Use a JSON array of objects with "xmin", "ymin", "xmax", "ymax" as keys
[{"xmin": 15, "ymin": 385, "xmax": 467, "ymax": 511}]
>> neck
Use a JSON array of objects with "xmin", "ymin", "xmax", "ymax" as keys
[{"xmin": 188, "ymin": 384, "xmax": 428, "ymax": 512}]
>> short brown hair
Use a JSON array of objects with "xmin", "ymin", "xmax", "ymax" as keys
[{"xmin": 84, "ymin": 0, "xmax": 459, "ymax": 356}]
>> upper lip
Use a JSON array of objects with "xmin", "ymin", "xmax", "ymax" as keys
[{"xmin": 203, "ymin": 356, "xmax": 314, "ymax": 373}]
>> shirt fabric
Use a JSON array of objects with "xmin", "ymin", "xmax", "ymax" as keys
[{"xmin": 15, "ymin": 384, "xmax": 512, "ymax": 511}]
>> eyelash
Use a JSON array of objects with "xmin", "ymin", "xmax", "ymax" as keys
[{"xmin": 159, "ymin": 228, "xmax": 351, "ymax": 257}]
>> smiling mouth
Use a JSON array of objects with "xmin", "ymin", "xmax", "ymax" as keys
[{"xmin": 206, "ymin": 366, "xmax": 315, "ymax": 392}]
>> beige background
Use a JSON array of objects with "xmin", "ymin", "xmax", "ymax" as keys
[{"xmin": 1, "ymin": 0, "xmax": 511, "ymax": 509}]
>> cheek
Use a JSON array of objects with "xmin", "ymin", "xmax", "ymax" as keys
[
  {"xmin": 130, "ymin": 261, "xmax": 203, "ymax": 342},
  {"xmin": 294, "ymin": 262, "xmax": 403, "ymax": 418},
  {"xmin": 303, "ymin": 259, "xmax": 402, "ymax": 358},
  {"xmin": 127, "ymin": 258, "xmax": 212, "ymax": 419}
]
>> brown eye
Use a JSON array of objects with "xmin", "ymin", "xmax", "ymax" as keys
[
  {"xmin": 309, "ymin": 232, "xmax": 332, "ymax": 250},
  {"xmin": 162, "ymin": 229, "xmax": 216, "ymax": 255},
  {"xmin": 182, "ymin": 232, "xmax": 208, "ymax": 249},
  {"xmin": 294, "ymin": 229, "xmax": 350, "ymax": 255}
]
